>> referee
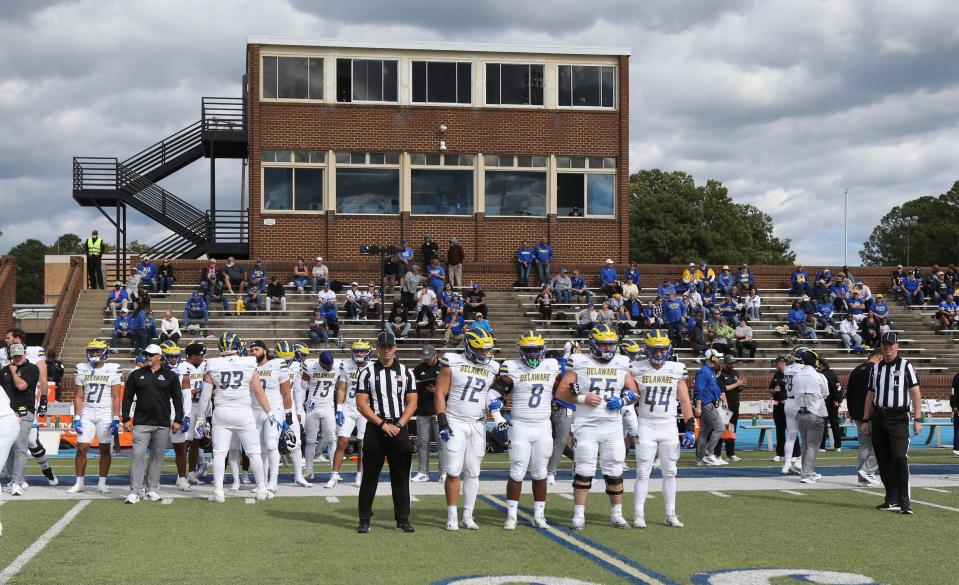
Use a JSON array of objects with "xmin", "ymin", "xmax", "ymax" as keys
[
  {"xmin": 860, "ymin": 332, "xmax": 921, "ymax": 514},
  {"xmin": 355, "ymin": 331, "xmax": 418, "ymax": 534}
]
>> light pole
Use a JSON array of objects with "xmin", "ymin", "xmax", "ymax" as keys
[{"xmin": 898, "ymin": 216, "xmax": 919, "ymax": 266}]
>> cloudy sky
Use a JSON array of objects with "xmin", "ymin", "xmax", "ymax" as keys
[{"xmin": 2, "ymin": 0, "xmax": 957, "ymax": 263}]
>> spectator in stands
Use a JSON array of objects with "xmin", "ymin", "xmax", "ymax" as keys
[
  {"xmin": 890, "ymin": 264, "xmax": 907, "ymax": 300},
  {"xmin": 315, "ymin": 281, "xmax": 336, "ymax": 310},
  {"xmin": 685, "ymin": 287, "xmax": 703, "ymax": 315},
  {"xmin": 789, "ymin": 301, "xmax": 816, "ymax": 340},
  {"xmin": 535, "ymin": 284, "xmax": 554, "ymax": 325},
  {"xmin": 247, "ymin": 258, "xmax": 267, "ymax": 294},
  {"xmin": 158, "ymin": 310, "xmax": 181, "ymax": 343},
  {"xmin": 397, "ymin": 239, "xmax": 414, "ymax": 279},
  {"xmin": 595, "ymin": 301, "xmax": 615, "ymax": 326},
  {"xmin": 242, "ymin": 285, "xmax": 262, "ymax": 313},
  {"xmin": 308, "ymin": 308, "xmax": 330, "ymax": 347},
  {"xmin": 570, "ymin": 270, "xmax": 592, "ymax": 305},
  {"xmin": 697, "ymin": 261, "xmax": 716, "ymax": 292},
  {"xmin": 928, "ymin": 270, "xmax": 951, "ymax": 304},
  {"xmin": 815, "ymin": 267, "xmax": 833, "ymax": 286},
  {"xmin": 426, "ymin": 258, "xmax": 446, "ymax": 301},
  {"xmin": 607, "ymin": 292, "xmax": 624, "ymax": 315},
  {"xmin": 47, "ymin": 349, "xmax": 65, "ymax": 401},
  {"xmin": 443, "ymin": 290, "xmax": 463, "ymax": 323},
  {"xmin": 871, "ymin": 293, "xmax": 890, "ymax": 323},
  {"xmin": 576, "ymin": 303, "xmax": 597, "ymax": 338},
  {"xmin": 131, "ymin": 282, "xmax": 151, "ymax": 317},
  {"xmin": 515, "ymin": 242, "xmax": 534, "ymax": 288},
  {"xmin": 292, "ymin": 257, "xmax": 309, "ymax": 293},
  {"xmin": 310, "ymin": 257, "xmax": 329, "ymax": 293},
  {"xmin": 715, "ymin": 354, "xmax": 745, "ymax": 462},
  {"xmin": 701, "ymin": 284, "xmax": 717, "ymax": 317},
  {"xmin": 847, "ymin": 290, "xmax": 866, "ymax": 321},
  {"xmin": 801, "ymin": 294, "xmax": 818, "ymax": 319},
  {"xmin": 734, "ymin": 317, "xmax": 757, "ymax": 358},
  {"xmin": 112, "ymin": 308, "xmax": 135, "ymax": 348},
  {"xmin": 813, "ymin": 272, "xmax": 831, "ymax": 303},
  {"xmin": 720, "ymin": 294, "xmax": 740, "ymax": 327},
  {"xmin": 533, "ymin": 238, "xmax": 553, "ymax": 285},
  {"xmin": 937, "ymin": 293, "xmax": 958, "ymax": 330},
  {"xmin": 790, "ymin": 265, "xmax": 811, "ymax": 297},
  {"xmin": 415, "ymin": 281, "xmax": 438, "ymax": 336},
  {"xmin": 401, "ymin": 264, "xmax": 422, "ymax": 311},
  {"xmin": 716, "ymin": 265, "xmax": 735, "ymax": 296},
  {"xmin": 421, "ymin": 234, "xmax": 439, "ymax": 266},
  {"xmin": 467, "ymin": 312, "xmax": 493, "ymax": 336},
  {"xmin": 445, "ymin": 312, "xmax": 467, "ymax": 344},
  {"xmin": 465, "ymin": 283, "xmax": 488, "ymax": 319},
  {"xmin": 136, "ymin": 258, "xmax": 158, "ymax": 292},
  {"xmin": 600, "ymin": 259, "xmax": 620, "ymax": 296},
  {"xmin": 745, "ymin": 287, "xmax": 762, "ymax": 321},
  {"xmin": 663, "ymin": 293, "xmax": 687, "ymax": 348},
  {"xmin": 644, "ymin": 298, "xmax": 664, "ymax": 328},
  {"xmin": 200, "ymin": 258, "xmax": 221, "ymax": 295},
  {"xmin": 362, "ymin": 282, "xmax": 380, "ymax": 319},
  {"xmin": 688, "ymin": 315, "xmax": 708, "ymax": 355},
  {"xmin": 899, "ymin": 271, "xmax": 924, "ymax": 305},
  {"xmin": 206, "ymin": 278, "xmax": 229, "ymax": 314},
  {"xmin": 265, "ymin": 275, "xmax": 286, "ymax": 313},
  {"xmin": 839, "ymin": 313, "xmax": 863, "ymax": 351},
  {"xmin": 680, "ymin": 262, "xmax": 697, "ymax": 293},
  {"xmin": 344, "ymin": 282, "xmax": 362, "ymax": 319},
  {"xmin": 447, "ymin": 237, "xmax": 464, "ymax": 288},
  {"xmin": 104, "ymin": 281, "xmax": 129, "ymax": 318},
  {"xmin": 615, "ymin": 305, "xmax": 635, "ymax": 338},
  {"xmin": 157, "ymin": 259, "xmax": 174, "ymax": 294},
  {"xmin": 624, "ymin": 262, "xmax": 640, "ymax": 290},
  {"xmin": 141, "ymin": 307, "xmax": 157, "ymax": 343},
  {"xmin": 182, "ymin": 290, "xmax": 209, "ymax": 330},
  {"xmin": 816, "ymin": 298, "xmax": 837, "ymax": 336},
  {"xmin": 385, "ymin": 303, "xmax": 411, "ymax": 339},
  {"xmin": 830, "ymin": 275, "xmax": 849, "ymax": 312},
  {"xmin": 860, "ymin": 313, "xmax": 881, "ymax": 347},
  {"xmin": 708, "ymin": 314, "xmax": 734, "ymax": 354},
  {"xmin": 621, "ymin": 275, "xmax": 639, "ymax": 304},
  {"xmin": 657, "ymin": 276, "xmax": 676, "ymax": 300},
  {"xmin": 736, "ymin": 263, "xmax": 755, "ymax": 291},
  {"xmin": 857, "ymin": 280, "xmax": 875, "ymax": 312},
  {"xmin": 222, "ymin": 256, "xmax": 245, "ymax": 294},
  {"xmin": 551, "ymin": 269, "xmax": 572, "ymax": 304}
]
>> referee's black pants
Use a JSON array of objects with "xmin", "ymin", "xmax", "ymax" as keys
[
  {"xmin": 358, "ymin": 424, "xmax": 412, "ymax": 524},
  {"xmin": 871, "ymin": 409, "xmax": 910, "ymax": 506}
]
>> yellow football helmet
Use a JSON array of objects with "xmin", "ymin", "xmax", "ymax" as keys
[
  {"xmin": 85, "ymin": 339, "xmax": 110, "ymax": 366},
  {"xmin": 588, "ymin": 324, "xmax": 619, "ymax": 362},
  {"xmin": 643, "ymin": 329, "xmax": 672, "ymax": 365},
  {"xmin": 274, "ymin": 340, "xmax": 294, "ymax": 360},
  {"xmin": 618, "ymin": 338, "xmax": 643, "ymax": 361},
  {"xmin": 219, "ymin": 331, "xmax": 242, "ymax": 354},
  {"xmin": 351, "ymin": 340, "xmax": 372, "ymax": 364},
  {"xmin": 464, "ymin": 329, "xmax": 495, "ymax": 364},
  {"xmin": 160, "ymin": 340, "xmax": 182, "ymax": 367},
  {"xmin": 517, "ymin": 330, "xmax": 546, "ymax": 368},
  {"xmin": 291, "ymin": 342, "xmax": 310, "ymax": 361}
]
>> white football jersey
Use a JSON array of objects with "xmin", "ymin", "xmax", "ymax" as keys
[
  {"xmin": 0, "ymin": 345, "xmax": 45, "ymax": 367},
  {"xmin": 631, "ymin": 359, "xmax": 687, "ymax": 421},
  {"xmin": 255, "ymin": 358, "xmax": 289, "ymax": 412},
  {"xmin": 567, "ymin": 353, "xmax": 631, "ymax": 427},
  {"xmin": 178, "ymin": 360, "xmax": 208, "ymax": 404},
  {"xmin": 206, "ymin": 356, "xmax": 259, "ymax": 408},
  {"xmin": 74, "ymin": 362, "xmax": 122, "ymax": 412},
  {"xmin": 286, "ymin": 360, "xmax": 305, "ymax": 407},
  {"xmin": 499, "ymin": 358, "xmax": 560, "ymax": 423},
  {"xmin": 441, "ymin": 352, "xmax": 500, "ymax": 422},
  {"xmin": 337, "ymin": 358, "xmax": 368, "ymax": 411},
  {"xmin": 783, "ymin": 363, "xmax": 804, "ymax": 400},
  {"xmin": 303, "ymin": 358, "xmax": 342, "ymax": 409}
]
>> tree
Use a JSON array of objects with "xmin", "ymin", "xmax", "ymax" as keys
[
  {"xmin": 49, "ymin": 233, "xmax": 84, "ymax": 254},
  {"xmin": 127, "ymin": 240, "xmax": 152, "ymax": 254},
  {"xmin": 8, "ymin": 239, "xmax": 48, "ymax": 304},
  {"xmin": 860, "ymin": 180, "xmax": 959, "ymax": 266},
  {"xmin": 629, "ymin": 169, "xmax": 795, "ymax": 265}
]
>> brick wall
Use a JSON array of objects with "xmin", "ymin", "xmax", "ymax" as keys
[
  {"xmin": 0, "ymin": 256, "xmax": 16, "ymax": 334},
  {"xmin": 246, "ymin": 44, "xmax": 630, "ymax": 267}
]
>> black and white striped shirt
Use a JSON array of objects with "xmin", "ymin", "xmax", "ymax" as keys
[
  {"xmin": 357, "ymin": 359, "xmax": 417, "ymax": 419},
  {"xmin": 869, "ymin": 356, "xmax": 919, "ymax": 408}
]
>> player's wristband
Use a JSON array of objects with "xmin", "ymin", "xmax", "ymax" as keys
[
  {"xmin": 576, "ymin": 395, "xmax": 587, "ymax": 405},
  {"xmin": 285, "ymin": 412, "xmax": 293, "ymax": 425},
  {"xmin": 436, "ymin": 412, "xmax": 449, "ymax": 428},
  {"xmin": 335, "ymin": 404, "xmax": 343, "ymax": 413}
]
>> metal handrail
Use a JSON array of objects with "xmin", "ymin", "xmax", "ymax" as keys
[
  {"xmin": 202, "ymin": 97, "xmax": 245, "ymax": 133},
  {"xmin": 122, "ymin": 121, "xmax": 203, "ymax": 177},
  {"xmin": 73, "ymin": 157, "xmax": 118, "ymax": 191}
]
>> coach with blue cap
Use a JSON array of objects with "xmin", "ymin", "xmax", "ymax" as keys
[{"xmin": 694, "ymin": 349, "xmax": 727, "ymax": 466}]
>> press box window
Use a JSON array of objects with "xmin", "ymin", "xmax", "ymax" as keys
[
  {"xmin": 412, "ymin": 61, "xmax": 472, "ymax": 104},
  {"xmin": 557, "ymin": 173, "xmax": 615, "ymax": 217},
  {"xmin": 262, "ymin": 57, "xmax": 323, "ymax": 100},
  {"xmin": 558, "ymin": 65, "xmax": 615, "ymax": 108},
  {"xmin": 336, "ymin": 58, "xmax": 398, "ymax": 102},
  {"xmin": 261, "ymin": 150, "xmax": 326, "ymax": 211},
  {"xmin": 410, "ymin": 154, "xmax": 474, "ymax": 215},
  {"xmin": 486, "ymin": 63, "xmax": 544, "ymax": 106}
]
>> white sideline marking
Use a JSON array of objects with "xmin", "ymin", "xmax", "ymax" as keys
[
  {"xmin": 558, "ymin": 493, "xmax": 574, "ymax": 500},
  {"xmin": 409, "ymin": 495, "xmax": 419, "ymax": 502},
  {"xmin": 781, "ymin": 490, "xmax": 805, "ymax": 496},
  {"xmin": 710, "ymin": 491, "xmax": 731, "ymax": 498},
  {"xmin": 161, "ymin": 498, "xmax": 173, "ymax": 505},
  {"xmin": 325, "ymin": 496, "xmax": 339, "ymax": 503},
  {"xmin": 853, "ymin": 489, "xmax": 959, "ymax": 513},
  {"xmin": 0, "ymin": 500, "xmax": 89, "ymax": 584},
  {"xmin": 924, "ymin": 487, "xmax": 950, "ymax": 494},
  {"xmin": 244, "ymin": 498, "xmax": 256, "ymax": 504}
]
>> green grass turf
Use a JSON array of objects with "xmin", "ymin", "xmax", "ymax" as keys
[{"xmin": 3, "ymin": 489, "xmax": 957, "ymax": 585}]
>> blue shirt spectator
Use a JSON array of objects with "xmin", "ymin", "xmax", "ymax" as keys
[
  {"xmin": 399, "ymin": 242, "xmax": 414, "ymax": 264},
  {"xmin": 136, "ymin": 259, "xmax": 158, "ymax": 291},
  {"xmin": 694, "ymin": 364, "xmax": 723, "ymax": 404},
  {"xmin": 248, "ymin": 260, "xmax": 267, "ymax": 293},
  {"xmin": 657, "ymin": 279, "xmax": 677, "ymax": 299},
  {"xmin": 468, "ymin": 314, "xmax": 493, "ymax": 335},
  {"xmin": 516, "ymin": 246, "xmax": 534, "ymax": 264},
  {"xmin": 663, "ymin": 296, "xmax": 686, "ymax": 324},
  {"xmin": 736, "ymin": 265, "xmax": 755, "ymax": 289},
  {"xmin": 717, "ymin": 266, "xmax": 735, "ymax": 294},
  {"xmin": 533, "ymin": 239, "xmax": 553, "ymax": 284},
  {"xmin": 902, "ymin": 274, "xmax": 920, "ymax": 293},
  {"xmin": 787, "ymin": 306, "xmax": 806, "ymax": 326},
  {"xmin": 624, "ymin": 264, "xmax": 641, "ymax": 288},
  {"xmin": 872, "ymin": 297, "xmax": 890, "ymax": 319},
  {"xmin": 515, "ymin": 243, "xmax": 534, "ymax": 287},
  {"xmin": 847, "ymin": 294, "xmax": 866, "ymax": 316},
  {"xmin": 830, "ymin": 281, "xmax": 848, "ymax": 299},
  {"xmin": 114, "ymin": 312, "xmax": 132, "ymax": 333},
  {"xmin": 815, "ymin": 269, "xmax": 833, "ymax": 283},
  {"xmin": 790, "ymin": 266, "xmax": 811, "ymax": 295},
  {"xmin": 600, "ymin": 262, "xmax": 617, "ymax": 287},
  {"xmin": 720, "ymin": 297, "xmax": 740, "ymax": 324}
]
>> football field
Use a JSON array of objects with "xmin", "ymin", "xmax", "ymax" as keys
[{"xmin": 1, "ymin": 451, "xmax": 958, "ymax": 585}]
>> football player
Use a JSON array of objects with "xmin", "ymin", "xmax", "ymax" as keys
[
  {"xmin": 159, "ymin": 341, "xmax": 194, "ymax": 492},
  {"xmin": 618, "ymin": 340, "xmax": 643, "ymax": 457},
  {"xmin": 1, "ymin": 328, "xmax": 57, "ymax": 487},
  {"xmin": 250, "ymin": 341, "xmax": 293, "ymax": 498},
  {"xmin": 274, "ymin": 341, "xmax": 311, "ymax": 487},
  {"xmin": 326, "ymin": 341, "xmax": 371, "ymax": 489},
  {"xmin": 631, "ymin": 330, "xmax": 696, "ymax": 528},
  {"xmin": 494, "ymin": 331, "xmax": 561, "ymax": 530},
  {"xmin": 435, "ymin": 329, "xmax": 500, "ymax": 531},
  {"xmin": 555, "ymin": 324, "xmax": 639, "ymax": 530},
  {"xmin": 67, "ymin": 340, "xmax": 122, "ymax": 494},
  {"xmin": 302, "ymin": 350, "xmax": 339, "ymax": 483},
  {"xmin": 179, "ymin": 341, "xmax": 208, "ymax": 485},
  {"xmin": 781, "ymin": 347, "xmax": 816, "ymax": 475},
  {"xmin": 197, "ymin": 332, "xmax": 283, "ymax": 502}
]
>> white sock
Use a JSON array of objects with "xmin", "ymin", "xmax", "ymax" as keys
[
  {"xmin": 662, "ymin": 475, "xmax": 677, "ymax": 517},
  {"xmin": 573, "ymin": 504, "xmax": 585, "ymax": 518},
  {"xmin": 291, "ymin": 449, "xmax": 305, "ymax": 480},
  {"xmin": 634, "ymin": 476, "xmax": 649, "ymax": 518},
  {"xmin": 304, "ymin": 443, "xmax": 316, "ymax": 476},
  {"xmin": 229, "ymin": 449, "xmax": 240, "ymax": 483},
  {"xmin": 97, "ymin": 477, "xmax": 107, "ymax": 488},
  {"xmin": 213, "ymin": 452, "xmax": 227, "ymax": 489},
  {"xmin": 267, "ymin": 450, "xmax": 280, "ymax": 490},
  {"xmin": 533, "ymin": 501, "xmax": 545, "ymax": 517},
  {"xmin": 75, "ymin": 476, "xmax": 85, "ymax": 486},
  {"xmin": 463, "ymin": 475, "xmax": 479, "ymax": 514},
  {"xmin": 506, "ymin": 499, "xmax": 518, "ymax": 518},
  {"xmin": 611, "ymin": 503, "xmax": 623, "ymax": 517},
  {"xmin": 447, "ymin": 505, "xmax": 457, "ymax": 520},
  {"xmin": 249, "ymin": 454, "xmax": 266, "ymax": 490}
]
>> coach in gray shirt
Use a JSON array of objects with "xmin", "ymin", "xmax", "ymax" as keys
[{"xmin": 0, "ymin": 344, "xmax": 39, "ymax": 496}]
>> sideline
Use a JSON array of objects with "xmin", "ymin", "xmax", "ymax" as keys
[
  {"xmin": 0, "ymin": 500, "xmax": 90, "ymax": 585},
  {"xmin": 852, "ymin": 489, "xmax": 959, "ymax": 513}
]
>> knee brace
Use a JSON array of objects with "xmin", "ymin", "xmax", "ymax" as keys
[
  {"xmin": 573, "ymin": 474, "xmax": 593, "ymax": 490},
  {"xmin": 603, "ymin": 474, "xmax": 624, "ymax": 496},
  {"xmin": 29, "ymin": 443, "xmax": 47, "ymax": 459}
]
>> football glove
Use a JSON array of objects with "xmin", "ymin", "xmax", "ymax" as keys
[
  {"xmin": 73, "ymin": 417, "xmax": 83, "ymax": 435},
  {"xmin": 623, "ymin": 390, "xmax": 637, "ymax": 403},
  {"xmin": 605, "ymin": 396, "xmax": 626, "ymax": 411},
  {"xmin": 268, "ymin": 413, "xmax": 288, "ymax": 433},
  {"xmin": 681, "ymin": 430, "xmax": 696, "ymax": 449},
  {"xmin": 37, "ymin": 396, "xmax": 48, "ymax": 417},
  {"xmin": 490, "ymin": 409, "xmax": 510, "ymax": 432},
  {"xmin": 194, "ymin": 421, "xmax": 206, "ymax": 439},
  {"xmin": 109, "ymin": 418, "xmax": 119, "ymax": 436},
  {"xmin": 488, "ymin": 398, "xmax": 504, "ymax": 411},
  {"xmin": 569, "ymin": 383, "xmax": 581, "ymax": 395},
  {"xmin": 335, "ymin": 411, "xmax": 345, "ymax": 427},
  {"xmin": 181, "ymin": 416, "xmax": 190, "ymax": 434},
  {"xmin": 437, "ymin": 412, "xmax": 453, "ymax": 442},
  {"xmin": 304, "ymin": 399, "xmax": 317, "ymax": 412}
]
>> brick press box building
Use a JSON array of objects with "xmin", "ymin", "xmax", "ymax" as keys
[{"xmin": 246, "ymin": 38, "xmax": 631, "ymax": 269}]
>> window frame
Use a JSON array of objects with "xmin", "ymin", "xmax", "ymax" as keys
[
  {"xmin": 260, "ymin": 150, "xmax": 328, "ymax": 214},
  {"xmin": 335, "ymin": 57, "xmax": 400, "ymax": 104},
  {"xmin": 332, "ymin": 151, "xmax": 402, "ymax": 215},
  {"xmin": 555, "ymin": 158, "xmax": 617, "ymax": 219},
  {"xmin": 483, "ymin": 61, "xmax": 547, "ymax": 108},
  {"xmin": 409, "ymin": 153, "xmax": 476, "ymax": 216},
  {"xmin": 556, "ymin": 64, "xmax": 617, "ymax": 110},
  {"xmin": 260, "ymin": 55, "xmax": 324, "ymax": 102},
  {"xmin": 410, "ymin": 59, "xmax": 473, "ymax": 106}
]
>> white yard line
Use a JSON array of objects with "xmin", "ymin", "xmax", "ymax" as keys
[
  {"xmin": 781, "ymin": 490, "xmax": 805, "ymax": 496},
  {"xmin": 709, "ymin": 491, "xmax": 731, "ymax": 498},
  {"xmin": 325, "ymin": 496, "xmax": 339, "ymax": 503},
  {"xmin": 853, "ymin": 489, "xmax": 959, "ymax": 513},
  {"xmin": 0, "ymin": 500, "xmax": 90, "ymax": 585},
  {"xmin": 924, "ymin": 487, "xmax": 950, "ymax": 494}
]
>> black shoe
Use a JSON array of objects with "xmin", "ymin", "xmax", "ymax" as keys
[
  {"xmin": 395, "ymin": 522, "xmax": 415, "ymax": 533},
  {"xmin": 42, "ymin": 467, "xmax": 57, "ymax": 484},
  {"xmin": 899, "ymin": 504, "xmax": 913, "ymax": 515},
  {"xmin": 876, "ymin": 502, "xmax": 901, "ymax": 512},
  {"xmin": 356, "ymin": 522, "xmax": 371, "ymax": 534}
]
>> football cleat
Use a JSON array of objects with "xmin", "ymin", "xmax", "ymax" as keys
[
  {"xmin": 266, "ymin": 488, "xmax": 276, "ymax": 500},
  {"xmin": 324, "ymin": 472, "xmax": 341, "ymax": 488},
  {"xmin": 503, "ymin": 516, "xmax": 517, "ymax": 530},
  {"xmin": 176, "ymin": 477, "xmax": 192, "ymax": 492},
  {"xmin": 571, "ymin": 517, "xmax": 585, "ymax": 532},
  {"xmin": 43, "ymin": 467, "xmax": 58, "ymax": 485},
  {"xmin": 230, "ymin": 481, "xmax": 241, "ymax": 492},
  {"xmin": 546, "ymin": 473, "xmax": 555, "ymax": 486},
  {"xmin": 633, "ymin": 516, "xmax": 647, "ymax": 529},
  {"xmin": 124, "ymin": 493, "xmax": 140, "ymax": 504},
  {"xmin": 876, "ymin": 502, "xmax": 900, "ymax": 512},
  {"xmin": 665, "ymin": 515, "xmax": 685, "ymax": 528},
  {"xmin": 353, "ymin": 474, "xmax": 362, "ymax": 488},
  {"xmin": 210, "ymin": 489, "xmax": 225, "ymax": 503},
  {"xmin": 411, "ymin": 472, "xmax": 429, "ymax": 483},
  {"xmin": 294, "ymin": 476, "xmax": 313, "ymax": 488},
  {"xmin": 531, "ymin": 516, "xmax": 550, "ymax": 529},
  {"xmin": 254, "ymin": 488, "xmax": 268, "ymax": 501},
  {"xmin": 446, "ymin": 518, "xmax": 459, "ymax": 531},
  {"xmin": 67, "ymin": 482, "xmax": 84, "ymax": 494},
  {"xmin": 8, "ymin": 484, "xmax": 22, "ymax": 497},
  {"xmin": 144, "ymin": 491, "xmax": 161, "ymax": 501},
  {"xmin": 461, "ymin": 516, "xmax": 480, "ymax": 530},
  {"xmin": 610, "ymin": 515, "xmax": 631, "ymax": 530}
]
